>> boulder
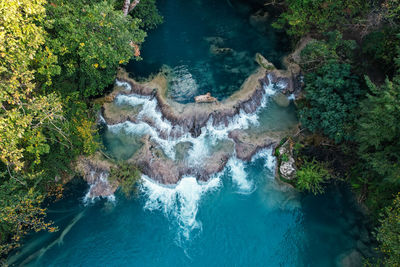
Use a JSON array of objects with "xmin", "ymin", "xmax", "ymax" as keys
[
  {"xmin": 255, "ymin": 53, "xmax": 275, "ymax": 70},
  {"xmin": 194, "ymin": 92, "xmax": 218, "ymax": 103},
  {"xmin": 279, "ymin": 157, "xmax": 297, "ymax": 180}
]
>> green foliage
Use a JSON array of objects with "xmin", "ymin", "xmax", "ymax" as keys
[
  {"xmin": 362, "ymin": 28, "xmax": 399, "ymax": 75},
  {"xmin": 109, "ymin": 163, "xmax": 141, "ymax": 198},
  {"xmin": 376, "ymin": 193, "xmax": 400, "ymax": 266},
  {"xmin": 273, "ymin": 0, "xmax": 367, "ymax": 37},
  {"xmin": 300, "ymin": 31, "xmax": 357, "ymax": 72},
  {"xmin": 296, "ymin": 159, "xmax": 331, "ymax": 195},
  {"xmin": 44, "ymin": 0, "xmax": 146, "ymax": 97},
  {"xmin": 281, "ymin": 154, "xmax": 289, "ymax": 162},
  {"xmin": 356, "ymin": 76, "xmax": 400, "ymax": 185},
  {"xmin": 299, "ymin": 61, "xmax": 363, "ymax": 143},
  {"xmin": 131, "ymin": 0, "xmax": 163, "ymax": 30}
]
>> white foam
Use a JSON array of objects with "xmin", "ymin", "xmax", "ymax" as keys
[
  {"xmin": 82, "ymin": 172, "xmax": 116, "ymax": 205},
  {"xmin": 227, "ymin": 157, "xmax": 253, "ymax": 193},
  {"xmin": 108, "ymin": 76, "xmax": 278, "ymax": 162},
  {"xmin": 251, "ymin": 147, "xmax": 277, "ymax": 172},
  {"xmin": 140, "ymin": 175, "xmax": 222, "ymax": 240},
  {"xmin": 115, "ymin": 80, "xmax": 132, "ymax": 91}
]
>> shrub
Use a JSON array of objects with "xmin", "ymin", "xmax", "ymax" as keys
[
  {"xmin": 109, "ymin": 163, "xmax": 141, "ymax": 198},
  {"xmin": 296, "ymin": 159, "xmax": 331, "ymax": 194}
]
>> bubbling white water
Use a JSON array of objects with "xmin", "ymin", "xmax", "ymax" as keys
[
  {"xmin": 139, "ymin": 147, "xmax": 278, "ymax": 240},
  {"xmin": 110, "ymin": 74, "xmax": 278, "ymax": 162},
  {"xmin": 105, "ymin": 76, "xmax": 280, "ymax": 239},
  {"xmin": 140, "ymin": 175, "xmax": 222, "ymax": 241},
  {"xmin": 251, "ymin": 147, "xmax": 277, "ymax": 172},
  {"xmin": 227, "ymin": 157, "xmax": 254, "ymax": 193}
]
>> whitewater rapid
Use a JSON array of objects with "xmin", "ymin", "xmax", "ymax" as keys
[
  {"xmin": 102, "ymin": 74, "xmax": 285, "ymax": 240},
  {"xmin": 140, "ymin": 148, "xmax": 277, "ymax": 242}
]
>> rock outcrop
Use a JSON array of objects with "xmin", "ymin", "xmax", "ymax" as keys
[
  {"xmin": 194, "ymin": 92, "xmax": 218, "ymax": 103},
  {"xmin": 98, "ymin": 48, "xmax": 306, "ymax": 185},
  {"xmin": 277, "ymin": 139, "xmax": 297, "ymax": 181},
  {"xmin": 127, "ymin": 135, "xmax": 233, "ymax": 184},
  {"xmin": 229, "ymin": 130, "xmax": 279, "ymax": 161},
  {"xmin": 75, "ymin": 153, "xmax": 118, "ymax": 198}
]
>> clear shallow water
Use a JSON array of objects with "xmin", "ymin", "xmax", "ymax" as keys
[{"xmin": 128, "ymin": 0, "xmax": 290, "ymax": 102}]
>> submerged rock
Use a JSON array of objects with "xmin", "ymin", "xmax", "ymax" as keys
[
  {"xmin": 203, "ymin": 36, "xmax": 224, "ymax": 46},
  {"xmin": 249, "ymin": 9, "xmax": 269, "ymax": 32},
  {"xmin": 337, "ymin": 250, "xmax": 363, "ymax": 267},
  {"xmin": 272, "ymin": 92, "xmax": 290, "ymax": 107},
  {"xmin": 209, "ymin": 44, "xmax": 234, "ymax": 56}
]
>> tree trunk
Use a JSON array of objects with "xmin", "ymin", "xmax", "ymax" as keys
[
  {"xmin": 122, "ymin": 0, "xmax": 140, "ymax": 16},
  {"xmin": 129, "ymin": 0, "xmax": 140, "ymax": 13},
  {"xmin": 122, "ymin": 0, "xmax": 131, "ymax": 16}
]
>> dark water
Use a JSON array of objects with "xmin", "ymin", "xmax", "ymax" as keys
[{"xmin": 127, "ymin": 0, "xmax": 290, "ymax": 103}]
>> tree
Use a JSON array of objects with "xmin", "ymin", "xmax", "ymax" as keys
[
  {"xmin": 130, "ymin": 0, "xmax": 163, "ymax": 30},
  {"xmin": 356, "ymin": 76, "xmax": 400, "ymax": 185},
  {"xmin": 273, "ymin": 0, "xmax": 367, "ymax": 37},
  {"xmin": 44, "ymin": 0, "xmax": 146, "ymax": 97},
  {"xmin": 299, "ymin": 61, "xmax": 363, "ymax": 143},
  {"xmin": 376, "ymin": 193, "xmax": 400, "ymax": 266},
  {"xmin": 0, "ymin": 0, "xmax": 65, "ymax": 173},
  {"xmin": 300, "ymin": 31, "xmax": 357, "ymax": 72},
  {"xmin": 122, "ymin": 0, "xmax": 140, "ymax": 16},
  {"xmin": 109, "ymin": 163, "xmax": 141, "ymax": 198}
]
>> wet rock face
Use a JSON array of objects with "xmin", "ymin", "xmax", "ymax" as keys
[
  {"xmin": 128, "ymin": 135, "xmax": 233, "ymax": 184},
  {"xmin": 98, "ymin": 52, "xmax": 302, "ymax": 185},
  {"xmin": 75, "ymin": 154, "xmax": 118, "ymax": 198},
  {"xmin": 229, "ymin": 130, "xmax": 278, "ymax": 161}
]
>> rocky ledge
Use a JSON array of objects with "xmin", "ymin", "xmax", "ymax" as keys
[
  {"xmin": 75, "ymin": 153, "xmax": 118, "ymax": 198},
  {"xmin": 88, "ymin": 49, "xmax": 307, "ymax": 194}
]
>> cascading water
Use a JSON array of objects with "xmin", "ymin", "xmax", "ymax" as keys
[
  {"xmin": 104, "ymin": 75, "xmax": 282, "ymax": 239},
  {"xmin": 11, "ymin": 0, "xmax": 373, "ymax": 265}
]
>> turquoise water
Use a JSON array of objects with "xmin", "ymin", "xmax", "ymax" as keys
[
  {"xmin": 10, "ymin": 160, "xmax": 370, "ymax": 266},
  {"xmin": 9, "ymin": 1, "xmax": 373, "ymax": 266},
  {"xmin": 128, "ymin": 0, "xmax": 290, "ymax": 102}
]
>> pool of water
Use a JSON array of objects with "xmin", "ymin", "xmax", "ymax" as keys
[
  {"xmin": 127, "ymin": 0, "xmax": 290, "ymax": 103},
  {"xmin": 10, "ymin": 158, "xmax": 370, "ymax": 267}
]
